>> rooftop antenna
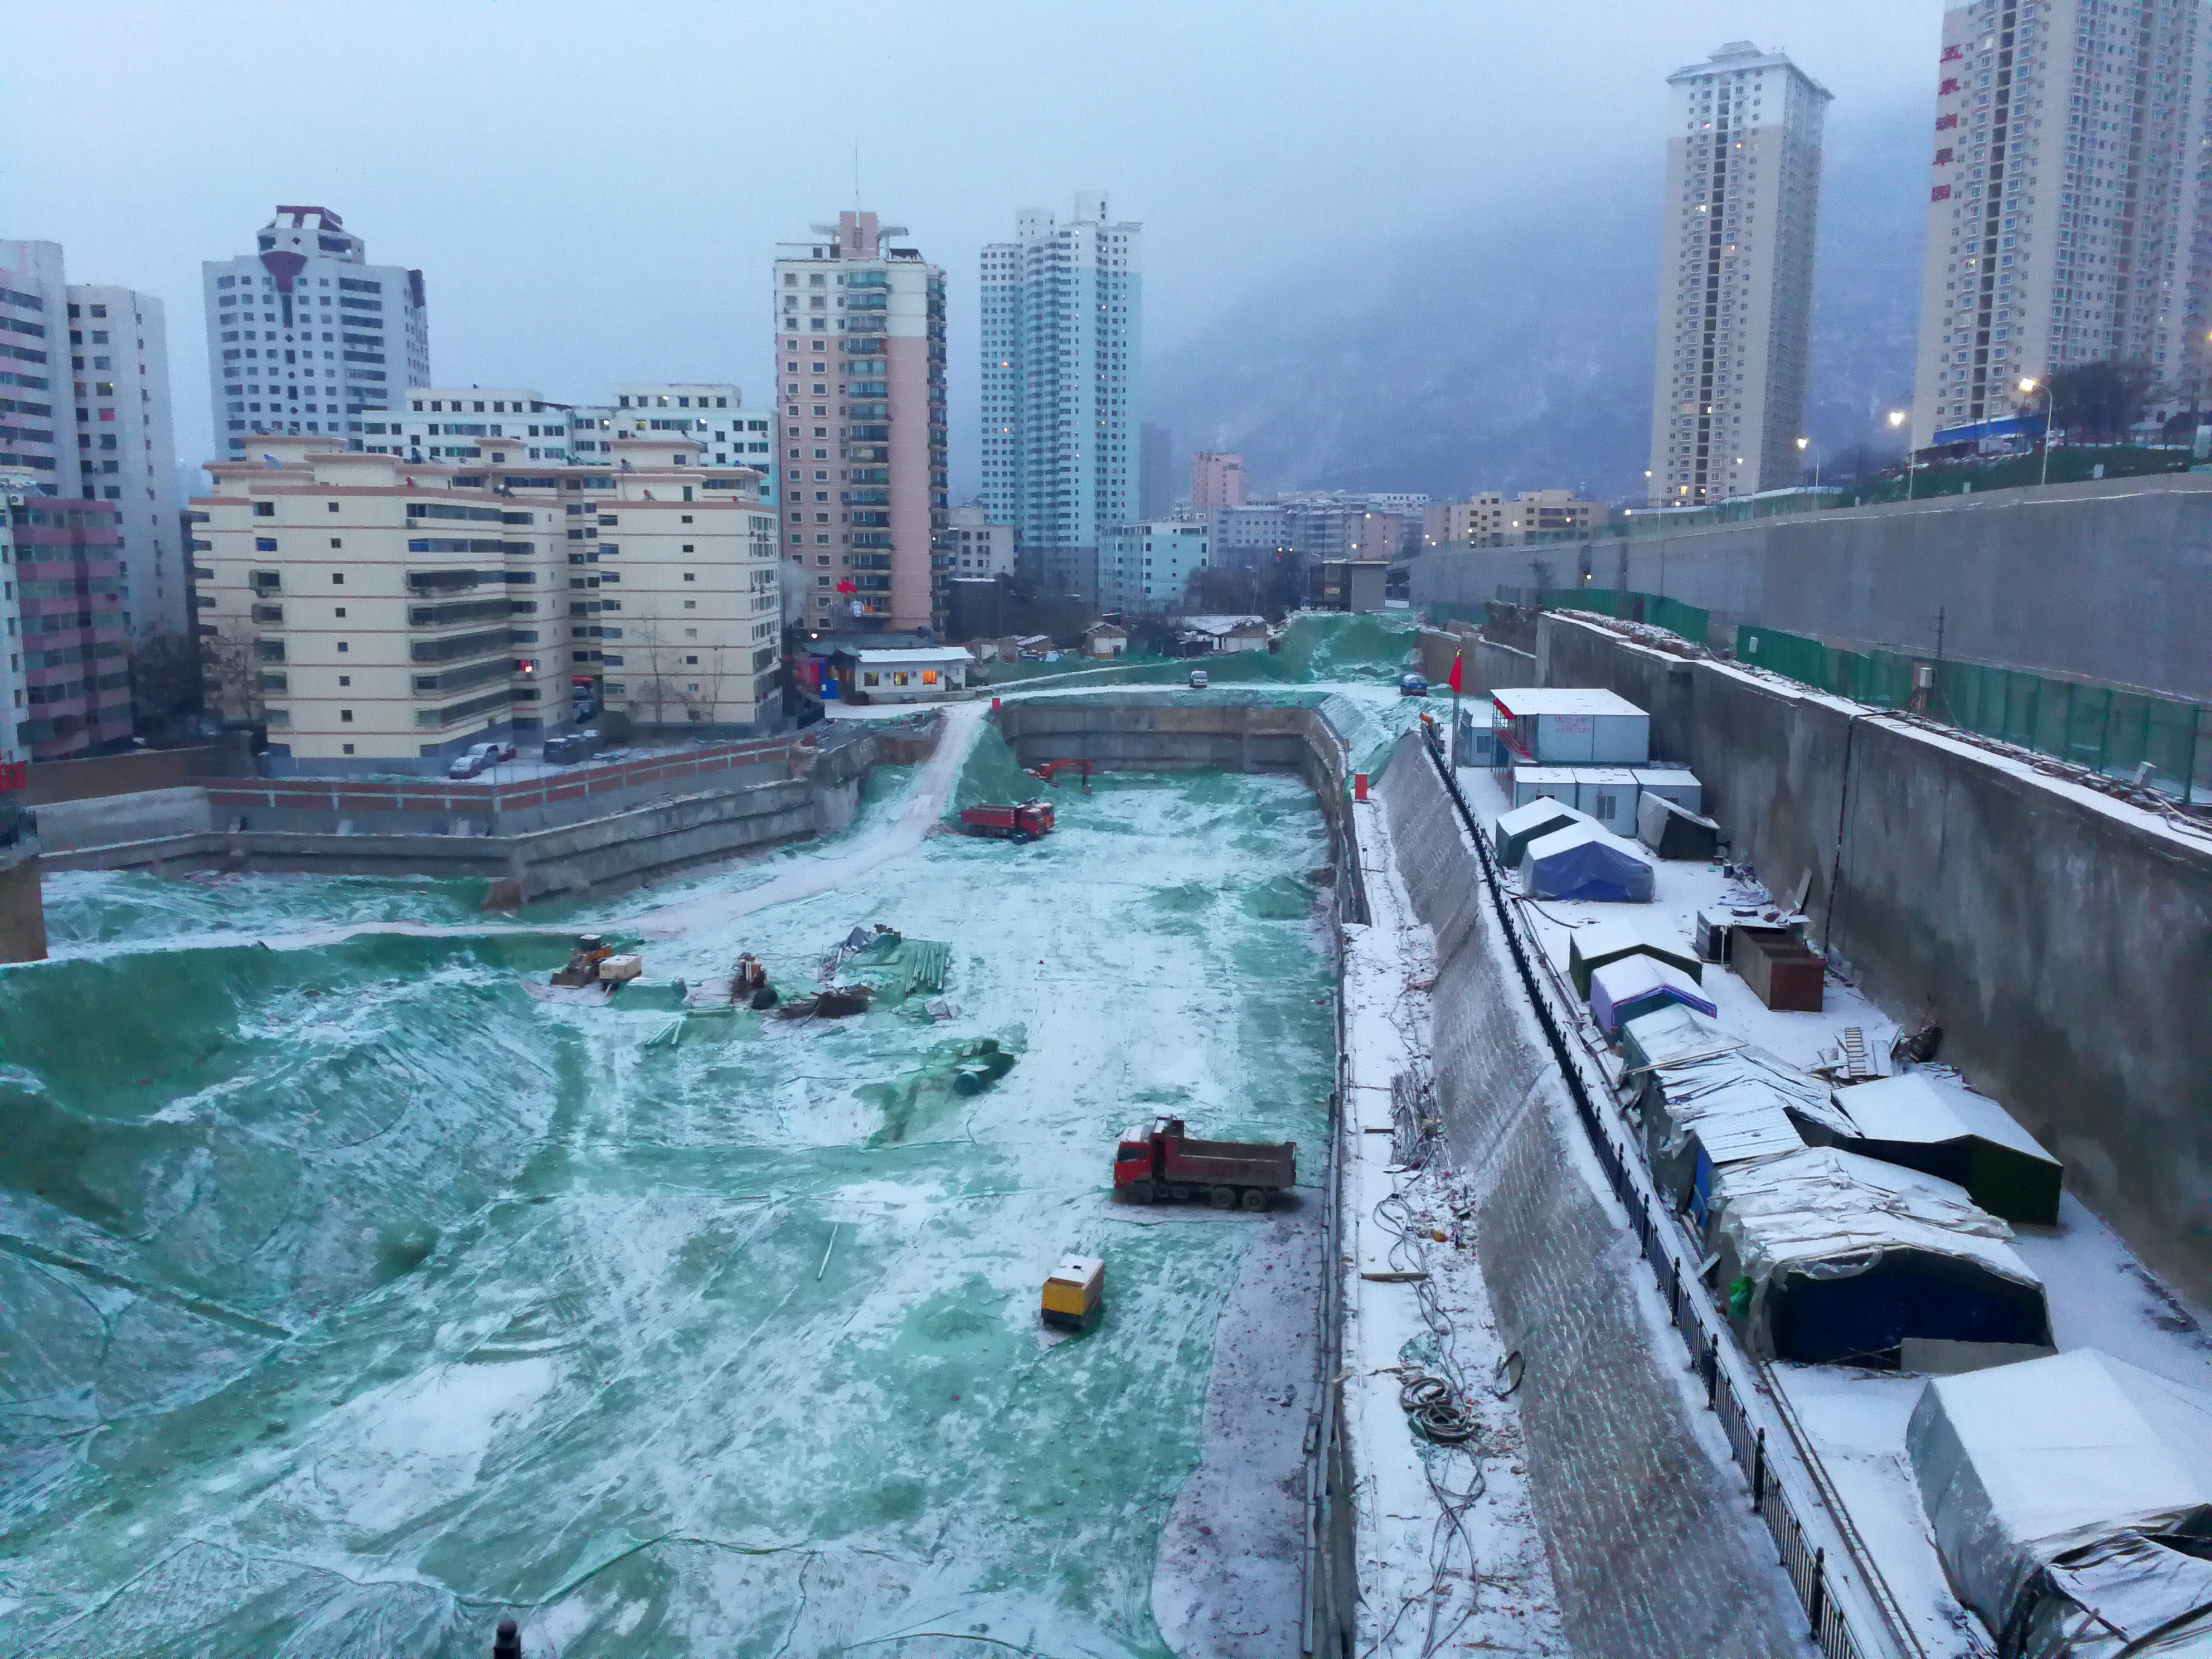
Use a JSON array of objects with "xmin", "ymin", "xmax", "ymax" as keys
[{"xmin": 854, "ymin": 143, "xmax": 862, "ymax": 211}]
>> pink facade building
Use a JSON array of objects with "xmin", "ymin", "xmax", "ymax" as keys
[
  {"xmin": 774, "ymin": 212, "xmax": 948, "ymax": 634},
  {"xmin": 1190, "ymin": 451, "xmax": 1247, "ymax": 515}
]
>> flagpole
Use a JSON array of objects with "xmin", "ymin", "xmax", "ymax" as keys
[{"xmin": 1449, "ymin": 650, "xmax": 1463, "ymax": 768}]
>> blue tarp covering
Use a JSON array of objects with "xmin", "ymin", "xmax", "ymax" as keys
[{"xmin": 1519, "ymin": 822, "xmax": 1655, "ymax": 903}]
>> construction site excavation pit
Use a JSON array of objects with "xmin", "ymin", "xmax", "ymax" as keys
[{"xmin": 0, "ymin": 711, "xmax": 1340, "ymax": 1659}]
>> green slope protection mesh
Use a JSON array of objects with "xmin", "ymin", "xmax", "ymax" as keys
[{"xmin": 0, "ymin": 763, "xmax": 1332, "ymax": 1658}]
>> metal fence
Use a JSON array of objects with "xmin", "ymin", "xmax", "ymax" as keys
[
  {"xmin": 1736, "ymin": 624, "xmax": 2212, "ymax": 805},
  {"xmin": 1418, "ymin": 724, "xmax": 1905, "ymax": 1659},
  {"xmin": 1833, "ymin": 443, "xmax": 2193, "ymax": 507}
]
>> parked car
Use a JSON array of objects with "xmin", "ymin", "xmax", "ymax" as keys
[
  {"xmin": 1399, "ymin": 672, "xmax": 1430, "ymax": 698},
  {"xmin": 447, "ymin": 746, "xmax": 493, "ymax": 779},
  {"xmin": 1187, "ymin": 668, "xmax": 1210, "ymax": 690}
]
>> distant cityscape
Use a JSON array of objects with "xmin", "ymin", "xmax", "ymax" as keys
[{"xmin": 6, "ymin": 0, "xmax": 2212, "ymax": 772}]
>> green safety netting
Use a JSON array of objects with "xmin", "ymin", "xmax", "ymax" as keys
[{"xmin": 1, "ymin": 755, "xmax": 1333, "ymax": 1658}]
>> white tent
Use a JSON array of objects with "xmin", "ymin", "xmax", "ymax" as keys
[{"xmin": 1908, "ymin": 1349, "xmax": 2212, "ymax": 1652}]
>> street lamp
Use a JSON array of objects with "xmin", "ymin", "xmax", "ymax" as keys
[
  {"xmin": 1888, "ymin": 410, "xmax": 1917, "ymax": 499},
  {"xmin": 1796, "ymin": 435, "xmax": 1821, "ymax": 488},
  {"xmin": 2020, "ymin": 376, "xmax": 2055, "ymax": 487}
]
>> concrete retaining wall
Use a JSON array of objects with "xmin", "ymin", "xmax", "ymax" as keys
[
  {"xmin": 37, "ymin": 788, "xmax": 212, "ymax": 853},
  {"xmin": 1376, "ymin": 737, "xmax": 1800, "ymax": 1657},
  {"xmin": 1538, "ymin": 611, "xmax": 2212, "ymax": 1303},
  {"xmin": 27, "ymin": 741, "xmax": 255, "ymax": 805},
  {"xmin": 1415, "ymin": 473, "xmax": 2212, "ymax": 700},
  {"xmin": 1415, "ymin": 625, "xmax": 1535, "ymax": 693}
]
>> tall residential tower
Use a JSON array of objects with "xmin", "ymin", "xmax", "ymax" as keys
[
  {"xmin": 774, "ymin": 212, "xmax": 947, "ymax": 633},
  {"xmin": 1647, "ymin": 43, "xmax": 1831, "ymax": 506},
  {"xmin": 1910, "ymin": 0, "xmax": 2212, "ymax": 447},
  {"xmin": 203, "ymin": 206, "xmax": 429, "ymax": 462},
  {"xmin": 979, "ymin": 195, "xmax": 1142, "ymax": 602}
]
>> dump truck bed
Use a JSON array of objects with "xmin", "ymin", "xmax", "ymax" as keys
[{"xmin": 1161, "ymin": 1136, "xmax": 1295, "ymax": 1188}]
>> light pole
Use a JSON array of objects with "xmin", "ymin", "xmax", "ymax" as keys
[
  {"xmin": 2020, "ymin": 376, "xmax": 2055, "ymax": 487},
  {"xmin": 1888, "ymin": 410, "xmax": 1916, "ymax": 499},
  {"xmin": 1796, "ymin": 435, "xmax": 1821, "ymax": 488}
]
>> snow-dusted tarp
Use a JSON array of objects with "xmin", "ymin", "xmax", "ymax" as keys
[
  {"xmin": 1820, "ymin": 1073, "xmax": 2066, "ymax": 1226},
  {"xmin": 1620, "ymin": 1001, "xmax": 1741, "ymax": 1074},
  {"xmin": 1519, "ymin": 822, "xmax": 1655, "ymax": 903},
  {"xmin": 1492, "ymin": 797, "xmax": 1587, "ymax": 866},
  {"xmin": 1566, "ymin": 916, "xmax": 1702, "ymax": 997},
  {"xmin": 1588, "ymin": 955, "xmax": 1715, "ymax": 1035},
  {"xmin": 1907, "ymin": 1349, "xmax": 2212, "ymax": 1652},
  {"xmin": 1638, "ymin": 1046, "xmax": 1854, "ymax": 1226},
  {"xmin": 1706, "ymin": 1146, "xmax": 2051, "ymax": 1366},
  {"xmin": 1636, "ymin": 791, "xmax": 1721, "ymax": 860}
]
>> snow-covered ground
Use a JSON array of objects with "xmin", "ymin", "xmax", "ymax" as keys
[
  {"xmin": 2, "ymin": 712, "xmax": 1340, "ymax": 1657},
  {"xmin": 1455, "ymin": 758, "xmax": 2212, "ymax": 1659}
]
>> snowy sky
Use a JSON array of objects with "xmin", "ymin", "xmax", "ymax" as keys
[{"xmin": 3, "ymin": 0, "xmax": 1941, "ymax": 487}]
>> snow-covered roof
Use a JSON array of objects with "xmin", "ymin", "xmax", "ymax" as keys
[
  {"xmin": 1908, "ymin": 1349, "xmax": 2212, "ymax": 1639},
  {"xmin": 1643, "ymin": 1046, "xmax": 1855, "ymax": 1189},
  {"xmin": 848, "ymin": 648, "xmax": 969, "ymax": 667},
  {"xmin": 1622, "ymin": 1002, "xmax": 1743, "ymax": 1071},
  {"xmin": 1491, "ymin": 687, "xmax": 1648, "ymax": 719},
  {"xmin": 1510, "ymin": 765, "xmax": 1585, "ymax": 787},
  {"xmin": 1177, "ymin": 614, "xmax": 1267, "ymax": 634},
  {"xmin": 1589, "ymin": 955, "xmax": 1715, "ymax": 1029},
  {"xmin": 1836, "ymin": 1074, "xmax": 2058, "ymax": 1166}
]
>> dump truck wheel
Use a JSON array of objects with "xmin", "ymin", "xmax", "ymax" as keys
[
  {"xmin": 1240, "ymin": 1187, "xmax": 1268, "ymax": 1212},
  {"xmin": 1125, "ymin": 1180, "xmax": 1153, "ymax": 1204},
  {"xmin": 1010, "ymin": 828, "xmax": 1031, "ymax": 843},
  {"xmin": 1209, "ymin": 1185, "xmax": 1235, "ymax": 1210}
]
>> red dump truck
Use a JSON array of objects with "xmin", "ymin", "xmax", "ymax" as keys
[
  {"xmin": 1114, "ymin": 1117, "xmax": 1295, "ymax": 1211},
  {"xmin": 958, "ymin": 799, "xmax": 1056, "ymax": 842}
]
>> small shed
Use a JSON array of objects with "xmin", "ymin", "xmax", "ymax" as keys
[
  {"xmin": 1493, "ymin": 798, "xmax": 1589, "ymax": 866},
  {"xmin": 1453, "ymin": 705, "xmax": 1498, "ymax": 769},
  {"xmin": 1814, "ymin": 1073, "xmax": 2065, "ymax": 1226},
  {"xmin": 1638, "ymin": 1046, "xmax": 1851, "ymax": 1228},
  {"xmin": 1491, "ymin": 687, "xmax": 1650, "ymax": 765},
  {"xmin": 1706, "ymin": 1147, "xmax": 2051, "ymax": 1368},
  {"xmin": 1637, "ymin": 792, "xmax": 1722, "ymax": 860},
  {"xmin": 830, "ymin": 647, "xmax": 972, "ymax": 703},
  {"xmin": 1506, "ymin": 764, "xmax": 1583, "ymax": 808},
  {"xmin": 1907, "ymin": 1349, "xmax": 2212, "ymax": 1651},
  {"xmin": 1085, "ymin": 623, "xmax": 1129, "ymax": 658},
  {"xmin": 1520, "ymin": 822, "xmax": 1655, "ymax": 903},
  {"xmin": 1621, "ymin": 1001, "xmax": 1742, "ymax": 1074},
  {"xmin": 1588, "ymin": 955, "xmax": 1716, "ymax": 1035},
  {"xmin": 1568, "ymin": 916, "xmax": 1703, "ymax": 996}
]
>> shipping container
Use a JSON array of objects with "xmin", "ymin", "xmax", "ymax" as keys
[{"xmin": 1491, "ymin": 687, "xmax": 1651, "ymax": 765}]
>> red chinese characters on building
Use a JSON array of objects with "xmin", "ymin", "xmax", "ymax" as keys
[
  {"xmin": 1932, "ymin": 185, "xmax": 1954, "ymax": 201},
  {"xmin": 1942, "ymin": 43, "xmax": 1964, "ymax": 61},
  {"xmin": 1937, "ymin": 113, "xmax": 1959, "ymax": 129},
  {"xmin": 1941, "ymin": 77, "xmax": 1962, "ymax": 94},
  {"xmin": 1937, "ymin": 148, "xmax": 1956, "ymax": 164}
]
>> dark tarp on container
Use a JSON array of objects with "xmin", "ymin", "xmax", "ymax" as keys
[
  {"xmin": 1638, "ymin": 1046, "xmax": 1852, "ymax": 1229},
  {"xmin": 1519, "ymin": 822, "xmax": 1655, "ymax": 903},
  {"xmin": 1907, "ymin": 1348, "xmax": 2212, "ymax": 1655},
  {"xmin": 1567, "ymin": 916, "xmax": 1702, "ymax": 997},
  {"xmin": 1813, "ymin": 1073, "xmax": 2066, "ymax": 1227},
  {"xmin": 1636, "ymin": 790, "xmax": 1723, "ymax": 860},
  {"xmin": 1706, "ymin": 1147, "xmax": 2050, "ymax": 1367},
  {"xmin": 1493, "ymin": 798, "xmax": 1589, "ymax": 866}
]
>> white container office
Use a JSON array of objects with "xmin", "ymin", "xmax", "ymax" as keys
[{"xmin": 1491, "ymin": 688, "xmax": 1651, "ymax": 766}]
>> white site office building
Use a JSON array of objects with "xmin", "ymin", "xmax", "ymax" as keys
[
  {"xmin": 191, "ymin": 433, "xmax": 778, "ymax": 768},
  {"xmin": 1910, "ymin": 0, "xmax": 2212, "ymax": 447},
  {"xmin": 203, "ymin": 206, "xmax": 429, "ymax": 462},
  {"xmin": 979, "ymin": 195, "xmax": 1142, "ymax": 603},
  {"xmin": 1647, "ymin": 43, "xmax": 1831, "ymax": 506}
]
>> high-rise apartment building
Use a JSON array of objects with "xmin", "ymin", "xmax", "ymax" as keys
[
  {"xmin": 1139, "ymin": 422, "xmax": 1173, "ymax": 517},
  {"xmin": 1, "ymin": 242, "xmax": 139, "ymax": 758},
  {"xmin": 204, "ymin": 206, "xmax": 429, "ymax": 462},
  {"xmin": 1910, "ymin": 0, "xmax": 2212, "ymax": 447},
  {"xmin": 1648, "ymin": 42, "xmax": 1831, "ymax": 506},
  {"xmin": 1190, "ymin": 452, "xmax": 1247, "ymax": 515},
  {"xmin": 373, "ymin": 387, "xmax": 578, "ymax": 463},
  {"xmin": 774, "ymin": 212, "xmax": 947, "ymax": 634},
  {"xmin": 980, "ymin": 194, "xmax": 1142, "ymax": 604},
  {"xmin": 192, "ymin": 433, "xmax": 778, "ymax": 767}
]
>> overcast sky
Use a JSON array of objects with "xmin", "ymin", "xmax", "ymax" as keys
[{"xmin": 4, "ymin": 0, "xmax": 1941, "ymax": 488}]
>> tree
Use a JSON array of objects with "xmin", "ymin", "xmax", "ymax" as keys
[
  {"xmin": 199, "ymin": 619, "xmax": 267, "ymax": 723},
  {"xmin": 2040, "ymin": 359, "xmax": 2156, "ymax": 443},
  {"xmin": 1186, "ymin": 565, "xmax": 1262, "ymax": 616},
  {"xmin": 131, "ymin": 630, "xmax": 203, "ymax": 735}
]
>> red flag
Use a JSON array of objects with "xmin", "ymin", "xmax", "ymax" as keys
[{"xmin": 1447, "ymin": 652, "xmax": 1463, "ymax": 693}]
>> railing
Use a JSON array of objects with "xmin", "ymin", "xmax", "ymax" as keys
[{"xmin": 1416, "ymin": 723, "xmax": 1912, "ymax": 1659}]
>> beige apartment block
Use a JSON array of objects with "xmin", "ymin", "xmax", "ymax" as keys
[
  {"xmin": 193, "ymin": 434, "xmax": 778, "ymax": 769},
  {"xmin": 1423, "ymin": 491, "xmax": 1612, "ymax": 547}
]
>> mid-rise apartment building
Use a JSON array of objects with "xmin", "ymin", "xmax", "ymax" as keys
[
  {"xmin": 1, "ymin": 243, "xmax": 138, "ymax": 758},
  {"xmin": 1910, "ymin": 0, "xmax": 2212, "ymax": 446},
  {"xmin": 1190, "ymin": 451, "xmax": 1247, "ymax": 513},
  {"xmin": 373, "ymin": 387, "xmax": 577, "ymax": 462},
  {"xmin": 774, "ymin": 211, "xmax": 947, "ymax": 634},
  {"xmin": 192, "ymin": 433, "xmax": 778, "ymax": 768},
  {"xmin": 0, "ymin": 471, "xmax": 37, "ymax": 963},
  {"xmin": 1100, "ymin": 518, "xmax": 1208, "ymax": 614},
  {"xmin": 1209, "ymin": 502, "xmax": 1293, "ymax": 569},
  {"xmin": 1423, "ymin": 490, "xmax": 1611, "ymax": 547},
  {"xmin": 1648, "ymin": 42, "xmax": 1831, "ymax": 505},
  {"xmin": 203, "ymin": 206, "xmax": 429, "ymax": 461},
  {"xmin": 980, "ymin": 194, "xmax": 1142, "ymax": 604},
  {"xmin": 1, "ymin": 468, "xmax": 33, "ymax": 756},
  {"xmin": 945, "ymin": 502, "xmax": 1016, "ymax": 578}
]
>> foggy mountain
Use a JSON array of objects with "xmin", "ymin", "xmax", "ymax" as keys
[{"xmin": 1146, "ymin": 106, "xmax": 1927, "ymax": 503}]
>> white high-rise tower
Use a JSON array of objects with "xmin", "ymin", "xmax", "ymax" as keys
[
  {"xmin": 1647, "ymin": 43, "xmax": 1831, "ymax": 507},
  {"xmin": 979, "ymin": 194, "xmax": 1142, "ymax": 602},
  {"xmin": 202, "ymin": 206, "xmax": 429, "ymax": 462}
]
